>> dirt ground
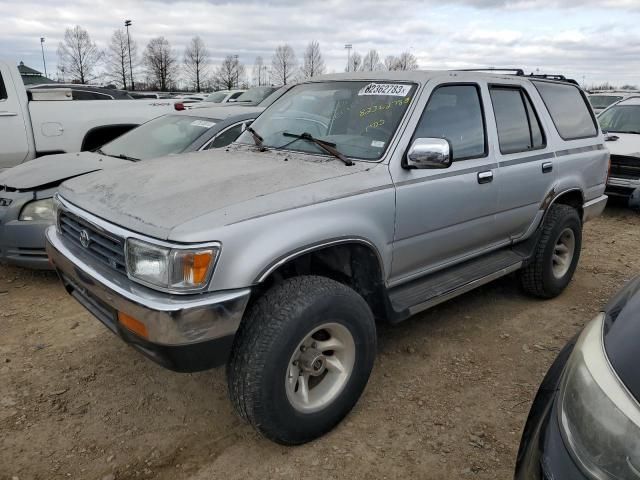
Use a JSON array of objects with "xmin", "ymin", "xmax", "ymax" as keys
[{"xmin": 1, "ymin": 202, "xmax": 638, "ymax": 480}]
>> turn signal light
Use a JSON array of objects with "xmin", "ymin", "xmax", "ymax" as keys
[{"xmin": 118, "ymin": 312, "xmax": 148, "ymax": 339}]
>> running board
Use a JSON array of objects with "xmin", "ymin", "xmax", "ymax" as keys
[{"xmin": 388, "ymin": 250, "xmax": 523, "ymax": 320}]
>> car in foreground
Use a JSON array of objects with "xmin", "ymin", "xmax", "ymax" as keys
[
  {"xmin": 597, "ymin": 96, "xmax": 640, "ymax": 207},
  {"xmin": 46, "ymin": 70, "xmax": 608, "ymax": 445},
  {"xmin": 0, "ymin": 108, "xmax": 258, "ymax": 269},
  {"xmin": 515, "ymin": 276, "xmax": 640, "ymax": 479},
  {"xmin": 589, "ymin": 91, "xmax": 639, "ymax": 114}
]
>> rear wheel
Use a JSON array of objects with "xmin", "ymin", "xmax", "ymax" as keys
[
  {"xmin": 227, "ymin": 275, "xmax": 376, "ymax": 445},
  {"xmin": 520, "ymin": 204, "xmax": 582, "ymax": 298}
]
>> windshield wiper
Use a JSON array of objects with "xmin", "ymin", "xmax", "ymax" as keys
[
  {"xmin": 246, "ymin": 126, "xmax": 267, "ymax": 151},
  {"xmin": 117, "ymin": 153, "xmax": 140, "ymax": 162},
  {"xmin": 282, "ymin": 132, "xmax": 354, "ymax": 166}
]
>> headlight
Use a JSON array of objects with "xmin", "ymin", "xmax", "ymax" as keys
[
  {"xmin": 559, "ymin": 312, "xmax": 640, "ymax": 479},
  {"xmin": 19, "ymin": 198, "xmax": 55, "ymax": 221},
  {"xmin": 125, "ymin": 238, "xmax": 218, "ymax": 292}
]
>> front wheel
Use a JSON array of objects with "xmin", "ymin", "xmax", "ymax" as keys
[
  {"xmin": 519, "ymin": 204, "xmax": 582, "ymax": 298},
  {"xmin": 227, "ymin": 275, "xmax": 376, "ymax": 445}
]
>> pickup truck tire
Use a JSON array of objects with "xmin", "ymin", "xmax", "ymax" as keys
[
  {"xmin": 519, "ymin": 204, "xmax": 582, "ymax": 298},
  {"xmin": 226, "ymin": 275, "xmax": 376, "ymax": 445}
]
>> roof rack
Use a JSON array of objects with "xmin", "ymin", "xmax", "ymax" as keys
[
  {"xmin": 526, "ymin": 74, "xmax": 579, "ymax": 86},
  {"xmin": 455, "ymin": 68, "xmax": 525, "ymax": 76},
  {"xmin": 454, "ymin": 68, "xmax": 580, "ymax": 86}
]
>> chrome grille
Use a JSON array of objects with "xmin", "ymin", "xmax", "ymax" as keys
[
  {"xmin": 59, "ymin": 210, "xmax": 127, "ymax": 274},
  {"xmin": 610, "ymin": 155, "xmax": 640, "ymax": 180}
]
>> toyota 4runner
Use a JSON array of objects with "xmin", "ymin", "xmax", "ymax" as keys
[{"xmin": 45, "ymin": 70, "xmax": 609, "ymax": 445}]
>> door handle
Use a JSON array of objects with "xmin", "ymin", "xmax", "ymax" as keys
[
  {"xmin": 0, "ymin": 111, "xmax": 17, "ymax": 117},
  {"xmin": 477, "ymin": 170, "xmax": 493, "ymax": 184},
  {"xmin": 542, "ymin": 162, "xmax": 553, "ymax": 173}
]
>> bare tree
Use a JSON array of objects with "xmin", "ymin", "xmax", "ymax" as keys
[
  {"xmin": 384, "ymin": 55, "xmax": 398, "ymax": 71},
  {"xmin": 361, "ymin": 49, "xmax": 383, "ymax": 71},
  {"xmin": 56, "ymin": 25, "xmax": 103, "ymax": 84},
  {"xmin": 213, "ymin": 55, "xmax": 245, "ymax": 90},
  {"xmin": 301, "ymin": 40, "xmax": 325, "ymax": 79},
  {"xmin": 105, "ymin": 28, "xmax": 137, "ymax": 89},
  {"xmin": 346, "ymin": 51, "xmax": 362, "ymax": 72},
  {"xmin": 252, "ymin": 56, "xmax": 266, "ymax": 86},
  {"xmin": 143, "ymin": 37, "xmax": 178, "ymax": 91},
  {"xmin": 394, "ymin": 52, "xmax": 419, "ymax": 71},
  {"xmin": 184, "ymin": 36, "xmax": 209, "ymax": 92},
  {"xmin": 271, "ymin": 44, "xmax": 297, "ymax": 85}
]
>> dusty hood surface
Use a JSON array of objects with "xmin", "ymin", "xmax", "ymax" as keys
[
  {"xmin": 606, "ymin": 133, "xmax": 640, "ymax": 158},
  {"xmin": 0, "ymin": 152, "xmax": 127, "ymax": 190},
  {"xmin": 59, "ymin": 146, "xmax": 376, "ymax": 240}
]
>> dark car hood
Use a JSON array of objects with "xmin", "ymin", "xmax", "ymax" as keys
[
  {"xmin": 0, "ymin": 152, "xmax": 127, "ymax": 190},
  {"xmin": 58, "ymin": 146, "xmax": 373, "ymax": 240},
  {"xmin": 604, "ymin": 276, "xmax": 640, "ymax": 402}
]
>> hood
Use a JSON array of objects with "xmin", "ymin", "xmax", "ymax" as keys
[
  {"xmin": 605, "ymin": 132, "xmax": 640, "ymax": 158},
  {"xmin": 0, "ymin": 152, "xmax": 127, "ymax": 191},
  {"xmin": 604, "ymin": 276, "xmax": 640, "ymax": 402},
  {"xmin": 59, "ymin": 146, "xmax": 377, "ymax": 240}
]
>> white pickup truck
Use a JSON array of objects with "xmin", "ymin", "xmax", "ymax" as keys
[{"xmin": 0, "ymin": 59, "xmax": 179, "ymax": 171}]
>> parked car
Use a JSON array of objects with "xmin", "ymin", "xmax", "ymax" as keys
[
  {"xmin": 28, "ymin": 84, "xmax": 134, "ymax": 100},
  {"xmin": 515, "ymin": 275, "xmax": 640, "ymax": 479},
  {"xmin": 598, "ymin": 96, "xmax": 640, "ymax": 207},
  {"xmin": 45, "ymin": 70, "xmax": 608, "ymax": 445},
  {"xmin": 188, "ymin": 86, "xmax": 286, "ymax": 111},
  {"xmin": 128, "ymin": 92, "xmax": 175, "ymax": 100},
  {"xmin": 201, "ymin": 89, "xmax": 246, "ymax": 104},
  {"xmin": 0, "ymin": 108, "xmax": 258, "ymax": 269},
  {"xmin": 0, "ymin": 59, "xmax": 181, "ymax": 171},
  {"xmin": 589, "ymin": 91, "xmax": 639, "ymax": 114}
]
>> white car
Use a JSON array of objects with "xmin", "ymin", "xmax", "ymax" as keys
[
  {"xmin": 599, "ymin": 96, "xmax": 640, "ymax": 207},
  {"xmin": 589, "ymin": 91, "xmax": 640, "ymax": 114},
  {"xmin": 0, "ymin": 59, "xmax": 180, "ymax": 171},
  {"xmin": 201, "ymin": 89, "xmax": 246, "ymax": 104}
]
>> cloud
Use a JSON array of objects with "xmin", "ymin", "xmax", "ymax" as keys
[{"xmin": 0, "ymin": 0, "xmax": 638, "ymax": 86}]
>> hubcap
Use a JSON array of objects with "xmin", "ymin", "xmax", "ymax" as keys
[
  {"xmin": 552, "ymin": 228, "xmax": 576, "ymax": 279},
  {"xmin": 285, "ymin": 322, "xmax": 356, "ymax": 413}
]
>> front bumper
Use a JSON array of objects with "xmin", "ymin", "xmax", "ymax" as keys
[
  {"xmin": 582, "ymin": 194, "xmax": 608, "ymax": 223},
  {"xmin": 45, "ymin": 226, "xmax": 251, "ymax": 372},
  {"xmin": 606, "ymin": 176, "xmax": 640, "ymax": 198},
  {"xmin": 0, "ymin": 191, "xmax": 51, "ymax": 269}
]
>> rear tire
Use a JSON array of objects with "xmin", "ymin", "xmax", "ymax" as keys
[
  {"xmin": 226, "ymin": 275, "xmax": 376, "ymax": 445},
  {"xmin": 519, "ymin": 204, "xmax": 582, "ymax": 299}
]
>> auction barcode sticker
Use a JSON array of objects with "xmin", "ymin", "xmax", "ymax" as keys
[
  {"xmin": 358, "ymin": 83, "xmax": 411, "ymax": 97},
  {"xmin": 191, "ymin": 120, "xmax": 216, "ymax": 128}
]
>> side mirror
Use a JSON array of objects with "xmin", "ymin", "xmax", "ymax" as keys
[{"xmin": 404, "ymin": 138, "xmax": 452, "ymax": 169}]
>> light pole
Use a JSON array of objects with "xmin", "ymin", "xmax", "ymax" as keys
[
  {"xmin": 40, "ymin": 37, "xmax": 48, "ymax": 78},
  {"xmin": 344, "ymin": 44, "xmax": 352, "ymax": 72},
  {"xmin": 124, "ymin": 20, "xmax": 134, "ymax": 91}
]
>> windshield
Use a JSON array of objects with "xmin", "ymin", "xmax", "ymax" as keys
[
  {"xmin": 100, "ymin": 115, "xmax": 218, "ymax": 160},
  {"xmin": 589, "ymin": 95, "xmax": 623, "ymax": 109},
  {"xmin": 237, "ymin": 81, "xmax": 416, "ymax": 161},
  {"xmin": 204, "ymin": 92, "xmax": 228, "ymax": 103},
  {"xmin": 234, "ymin": 87, "xmax": 278, "ymax": 104},
  {"xmin": 598, "ymin": 105, "xmax": 640, "ymax": 134}
]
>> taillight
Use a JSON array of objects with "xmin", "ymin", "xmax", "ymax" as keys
[{"xmin": 174, "ymin": 102, "xmax": 185, "ymax": 111}]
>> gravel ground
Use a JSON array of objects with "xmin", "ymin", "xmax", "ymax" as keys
[{"xmin": 1, "ymin": 203, "xmax": 638, "ymax": 480}]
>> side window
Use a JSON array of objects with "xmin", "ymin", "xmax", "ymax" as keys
[
  {"xmin": 412, "ymin": 85, "xmax": 486, "ymax": 161},
  {"xmin": 0, "ymin": 73, "xmax": 7, "ymax": 100},
  {"xmin": 489, "ymin": 87, "xmax": 546, "ymax": 154},
  {"xmin": 533, "ymin": 81, "xmax": 598, "ymax": 140},
  {"xmin": 208, "ymin": 123, "xmax": 245, "ymax": 149},
  {"xmin": 229, "ymin": 92, "xmax": 243, "ymax": 100},
  {"xmin": 72, "ymin": 90, "xmax": 112, "ymax": 100}
]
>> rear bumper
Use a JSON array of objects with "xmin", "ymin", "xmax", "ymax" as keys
[
  {"xmin": 582, "ymin": 194, "xmax": 608, "ymax": 223},
  {"xmin": 45, "ymin": 226, "xmax": 251, "ymax": 372}
]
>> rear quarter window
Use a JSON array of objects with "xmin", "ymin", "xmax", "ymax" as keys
[
  {"xmin": 0, "ymin": 73, "xmax": 7, "ymax": 100},
  {"xmin": 533, "ymin": 81, "xmax": 598, "ymax": 140}
]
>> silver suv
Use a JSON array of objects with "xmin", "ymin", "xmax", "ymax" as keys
[{"xmin": 45, "ymin": 71, "xmax": 609, "ymax": 445}]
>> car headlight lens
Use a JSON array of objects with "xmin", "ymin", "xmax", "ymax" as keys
[
  {"xmin": 559, "ymin": 312, "xmax": 640, "ymax": 479},
  {"xmin": 126, "ymin": 238, "xmax": 218, "ymax": 291},
  {"xmin": 19, "ymin": 198, "xmax": 55, "ymax": 221}
]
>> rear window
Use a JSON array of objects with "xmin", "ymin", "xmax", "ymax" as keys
[
  {"xmin": 0, "ymin": 73, "xmax": 7, "ymax": 100},
  {"xmin": 589, "ymin": 95, "xmax": 623, "ymax": 110},
  {"xmin": 533, "ymin": 81, "xmax": 598, "ymax": 140}
]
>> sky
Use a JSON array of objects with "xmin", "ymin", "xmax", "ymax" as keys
[{"xmin": 1, "ymin": 0, "xmax": 639, "ymax": 87}]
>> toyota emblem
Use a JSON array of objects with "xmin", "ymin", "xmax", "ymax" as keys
[{"xmin": 79, "ymin": 229, "xmax": 91, "ymax": 248}]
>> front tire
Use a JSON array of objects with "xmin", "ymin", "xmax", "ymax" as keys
[
  {"xmin": 519, "ymin": 204, "xmax": 582, "ymax": 298},
  {"xmin": 227, "ymin": 275, "xmax": 376, "ymax": 445}
]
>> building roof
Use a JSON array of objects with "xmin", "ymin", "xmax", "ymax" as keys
[
  {"xmin": 17, "ymin": 61, "xmax": 56, "ymax": 85},
  {"xmin": 18, "ymin": 61, "xmax": 42, "ymax": 76}
]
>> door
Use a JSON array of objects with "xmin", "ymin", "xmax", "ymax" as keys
[
  {"xmin": 487, "ymin": 83, "xmax": 556, "ymax": 239},
  {"xmin": 0, "ymin": 69, "xmax": 30, "ymax": 168},
  {"xmin": 390, "ymin": 83, "xmax": 502, "ymax": 285}
]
